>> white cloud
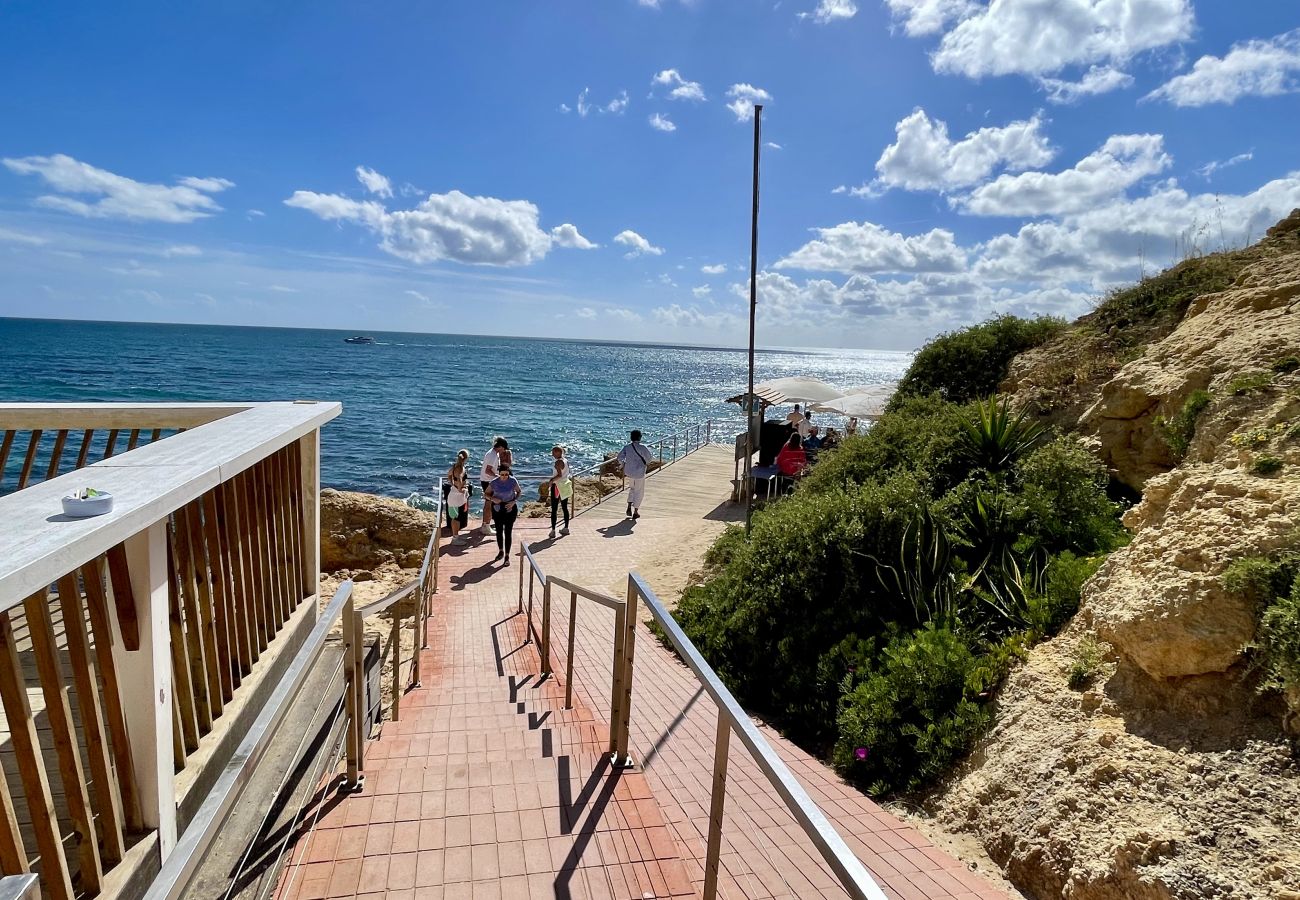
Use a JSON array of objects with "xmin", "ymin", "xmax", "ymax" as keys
[
  {"xmin": 567, "ymin": 87, "xmax": 630, "ymax": 117},
  {"xmin": 652, "ymin": 303, "xmax": 739, "ymax": 330},
  {"xmin": 775, "ymin": 221, "xmax": 967, "ymax": 274},
  {"xmin": 973, "ymin": 174, "xmax": 1300, "ymax": 286},
  {"xmin": 0, "ymin": 227, "xmax": 48, "ymax": 246},
  {"xmin": 105, "ymin": 260, "xmax": 162, "ymax": 277},
  {"xmin": 652, "ymin": 69, "xmax": 706, "ymax": 101},
  {"xmin": 806, "ymin": 0, "xmax": 857, "ymax": 24},
  {"xmin": 613, "ymin": 229, "xmax": 665, "ymax": 258},
  {"xmin": 930, "ymin": 0, "xmax": 1194, "ymax": 79},
  {"xmin": 692, "ymin": 285, "xmax": 712, "ymax": 298},
  {"xmin": 701, "ymin": 263, "xmax": 728, "ymax": 274},
  {"xmin": 958, "ymin": 133, "xmax": 1171, "ymax": 217},
  {"xmin": 163, "ymin": 244, "xmax": 202, "ymax": 257},
  {"xmin": 883, "ymin": 0, "xmax": 976, "ymax": 36},
  {"xmin": 649, "ymin": 113, "xmax": 677, "ymax": 132},
  {"xmin": 872, "ymin": 109, "xmax": 1055, "ymax": 193},
  {"xmin": 1197, "ymin": 151, "xmax": 1253, "ymax": 180},
  {"xmin": 765, "ymin": 142, "xmax": 783, "ymax": 150},
  {"xmin": 1039, "ymin": 65, "xmax": 1135, "ymax": 103},
  {"xmin": 607, "ymin": 307, "xmax": 643, "ymax": 322},
  {"xmin": 247, "ymin": 209, "xmax": 266, "ymax": 218},
  {"xmin": 405, "ymin": 289, "xmax": 430, "ymax": 302},
  {"xmin": 549, "ymin": 223, "xmax": 598, "ymax": 249},
  {"xmin": 725, "ymin": 84, "xmax": 772, "ymax": 122},
  {"xmin": 575, "ymin": 307, "xmax": 597, "ymax": 319},
  {"xmin": 1145, "ymin": 29, "xmax": 1300, "ymax": 107},
  {"xmin": 355, "ymin": 165, "xmax": 393, "ymax": 198},
  {"xmin": 605, "ymin": 90, "xmax": 630, "ymax": 114},
  {"xmin": 2, "ymin": 154, "xmax": 234, "ymax": 223},
  {"xmin": 268, "ymin": 284, "xmax": 300, "ymax": 293},
  {"xmin": 286, "ymin": 185, "xmax": 591, "ymax": 267}
]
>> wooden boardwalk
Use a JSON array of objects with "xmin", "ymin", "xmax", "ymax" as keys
[{"xmin": 274, "ymin": 447, "xmax": 1008, "ymax": 900}]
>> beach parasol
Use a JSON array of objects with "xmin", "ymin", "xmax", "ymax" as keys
[
  {"xmin": 752, "ymin": 376, "xmax": 842, "ymax": 404},
  {"xmin": 811, "ymin": 386, "xmax": 894, "ymax": 420}
]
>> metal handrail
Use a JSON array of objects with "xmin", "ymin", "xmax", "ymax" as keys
[
  {"xmin": 142, "ymin": 581, "xmax": 356, "ymax": 900},
  {"xmin": 0, "ymin": 875, "xmax": 38, "ymax": 900},
  {"xmin": 517, "ymin": 542, "xmax": 546, "ymax": 648},
  {"xmin": 625, "ymin": 571, "xmax": 887, "ymax": 900}
]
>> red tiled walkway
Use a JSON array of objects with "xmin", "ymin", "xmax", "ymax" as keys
[{"xmin": 275, "ymin": 448, "xmax": 1010, "ymax": 900}]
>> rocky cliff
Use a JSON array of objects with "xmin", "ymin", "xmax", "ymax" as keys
[
  {"xmin": 319, "ymin": 488, "xmax": 436, "ymax": 573},
  {"xmin": 932, "ymin": 213, "xmax": 1300, "ymax": 900}
]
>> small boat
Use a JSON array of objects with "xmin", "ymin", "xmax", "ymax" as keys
[{"xmin": 343, "ymin": 335, "xmax": 376, "ymax": 345}]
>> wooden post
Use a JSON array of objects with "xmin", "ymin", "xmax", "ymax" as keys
[
  {"xmin": 116, "ymin": 522, "xmax": 178, "ymax": 856},
  {"xmin": 298, "ymin": 429, "xmax": 321, "ymax": 601},
  {"xmin": 616, "ymin": 575, "xmax": 640, "ymax": 766},
  {"xmin": 702, "ymin": 710, "xmax": 731, "ymax": 900},
  {"xmin": 565, "ymin": 591, "xmax": 577, "ymax": 710},
  {"xmin": 540, "ymin": 580, "xmax": 552, "ymax": 675}
]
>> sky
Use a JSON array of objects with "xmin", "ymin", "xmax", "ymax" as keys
[{"xmin": 1, "ymin": 0, "xmax": 1298, "ymax": 351}]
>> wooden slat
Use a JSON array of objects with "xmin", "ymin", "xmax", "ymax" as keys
[
  {"xmin": 45, "ymin": 430, "xmax": 69, "ymax": 481},
  {"xmin": 81, "ymin": 557, "xmax": 143, "ymax": 833},
  {"xmin": 0, "ymin": 764, "xmax": 28, "ymax": 876},
  {"xmin": 74, "ymin": 430, "xmax": 94, "ymax": 470},
  {"xmin": 170, "ymin": 685, "xmax": 185, "ymax": 773},
  {"xmin": 166, "ymin": 533, "xmax": 200, "ymax": 756},
  {"xmin": 0, "ymin": 431, "xmax": 15, "ymax": 490},
  {"xmin": 55, "ymin": 573, "xmax": 127, "ymax": 864},
  {"xmin": 149, "ymin": 428, "xmax": 162, "ymax": 444},
  {"xmin": 235, "ymin": 472, "xmax": 269, "ymax": 654},
  {"xmin": 217, "ymin": 481, "xmax": 253, "ymax": 677},
  {"xmin": 104, "ymin": 545, "xmax": 139, "ymax": 652},
  {"xmin": 269, "ymin": 451, "xmax": 295, "ymax": 620},
  {"xmin": 24, "ymin": 587, "xmax": 104, "ymax": 894},
  {"xmin": 184, "ymin": 501, "xmax": 225, "ymax": 716},
  {"xmin": 16, "ymin": 431, "xmax": 41, "ymax": 491},
  {"xmin": 125, "ymin": 429, "xmax": 140, "ymax": 452},
  {"xmin": 0, "ymin": 609, "xmax": 74, "ymax": 900},
  {"xmin": 251, "ymin": 466, "xmax": 282, "ymax": 636},
  {"xmin": 284, "ymin": 444, "xmax": 307, "ymax": 605},
  {"xmin": 200, "ymin": 491, "xmax": 235, "ymax": 702},
  {"xmin": 173, "ymin": 506, "xmax": 216, "ymax": 730},
  {"xmin": 102, "ymin": 429, "xmax": 119, "ymax": 460}
]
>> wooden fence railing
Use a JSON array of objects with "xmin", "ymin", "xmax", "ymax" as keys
[{"xmin": 0, "ymin": 402, "xmax": 338, "ymax": 899}]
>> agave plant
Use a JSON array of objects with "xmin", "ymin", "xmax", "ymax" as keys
[
  {"xmin": 954, "ymin": 487, "xmax": 1044, "ymax": 628},
  {"xmin": 864, "ymin": 508, "xmax": 959, "ymax": 626},
  {"xmin": 959, "ymin": 396, "xmax": 1045, "ymax": 474}
]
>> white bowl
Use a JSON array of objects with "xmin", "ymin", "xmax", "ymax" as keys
[{"xmin": 62, "ymin": 492, "xmax": 114, "ymax": 518}]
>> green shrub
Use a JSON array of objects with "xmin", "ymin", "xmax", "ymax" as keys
[
  {"xmin": 1155, "ymin": 390, "xmax": 1212, "ymax": 459},
  {"xmin": 674, "ymin": 473, "xmax": 931, "ymax": 746},
  {"xmin": 1258, "ymin": 575, "xmax": 1300, "ymax": 694},
  {"xmin": 832, "ymin": 625, "xmax": 995, "ymax": 795},
  {"xmin": 1251, "ymin": 455, "xmax": 1284, "ymax": 476},
  {"xmin": 1014, "ymin": 438, "xmax": 1127, "ymax": 555},
  {"xmin": 1067, "ymin": 636, "xmax": 1106, "ymax": 690},
  {"xmin": 1028, "ymin": 551, "xmax": 1107, "ymax": 636},
  {"xmin": 893, "ymin": 315, "xmax": 1065, "ymax": 406},
  {"xmin": 1228, "ymin": 372, "xmax": 1273, "ymax": 396},
  {"xmin": 1272, "ymin": 356, "xmax": 1300, "ymax": 375},
  {"xmin": 1223, "ymin": 556, "xmax": 1296, "ymax": 606},
  {"xmin": 799, "ymin": 394, "xmax": 971, "ymax": 496}
]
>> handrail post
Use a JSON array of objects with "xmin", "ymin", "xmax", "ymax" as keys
[
  {"xmin": 703, "ymin": 710, "xmax": 731, "ymax": 900},
  {"xmin": 673, "ymin": 433, "xmax": 678, "ymax": 461},
  {"xmin": 343, "ymin": 601, "xmax": 365, "ymax": 790},
  {"xmin": 517, "ymin": 543, "xmax": 525, "ymax": 613},
  {"xmin": 706, "ymin": 419, "xmax": 712, "ymax": 444},
  {"xmin": 411, "ymin": 580, "xmax": 423, "ymax": 688},
  {"xmin": 608, "ymin": 605, "xmax": 626, "ymax": 756},
  {"xmin": 615, "ymin": 574, "xmax": 639, "ymax": 767},
  {"xmin": 525, "ymin": 560, "xmax": 535, "ymax": 644},
  {"xmin": 564, "ymin": 590, "xmax": 577, "ymax": 709},
  {"xmin": 540, "ymin": 580, "xmax": 552, "ymax": 676},
  {"xmin": 391, "ymin": 612, "xmax": 401, "ymax": 722},
  {"xmin": 118, "ymin": 522, "xmax": 178, "ymax": 856}
]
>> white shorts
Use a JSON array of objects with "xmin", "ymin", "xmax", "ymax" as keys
[{"xmin": 627, "ymin": 476, "xmax": 646, "ymax": 508}]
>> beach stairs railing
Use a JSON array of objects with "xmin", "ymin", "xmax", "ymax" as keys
[
  {"xmin": 514, "ymin": 543, "xmax": 889, "ymax": 900},
  {"xmin": 0, "ymin": 402, "xmax": 340, "ymax": 899}
]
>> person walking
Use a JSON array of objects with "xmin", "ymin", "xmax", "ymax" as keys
[
  {"xmin": 546, "ymin": 445, "xmax": 572, "ymax": 539},
  {"xmin": 617, "ymin": 429, "xmax": 653, "ymax": 520},
  {"xmin": 486, "ymin": 461, "xmax": 522, "ymax": 565},
  {"xmin": 479, "ymin": 436, "xmax": 507, "ymax": 535},
  {"xmin": 445, "ymin": 449, "xmax": 472, "ymax": 545}
]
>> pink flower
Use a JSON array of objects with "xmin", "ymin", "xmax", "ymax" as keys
[{"xmin": 854, "ymin": 747, "xmax": 869, "ymax": 761}]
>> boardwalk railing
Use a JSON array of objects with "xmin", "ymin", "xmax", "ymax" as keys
[
  {"xmin": 0, "ymin": 401, "xmax": 338, "ymax": 899},
  {"xmin": 527, "ymin": 563, "xmax": 888, "ymax": 900},
  {"xmin": 562, "ymin": 418, "xmax": 721, "ymax": 517}
]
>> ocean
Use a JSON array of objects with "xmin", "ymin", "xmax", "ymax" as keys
[{"xmin": 0, "ymin": 318, "xmax": 910, "ymax": 503}]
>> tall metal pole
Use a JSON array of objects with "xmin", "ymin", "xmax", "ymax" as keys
[{"xmin": 745, "ymin": 104, "xmax": 762, "ymax": 535}]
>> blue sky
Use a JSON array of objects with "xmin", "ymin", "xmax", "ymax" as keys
[{"xmin": 1, "ymin": 0, "xmax": 1298, "ymax": 350}]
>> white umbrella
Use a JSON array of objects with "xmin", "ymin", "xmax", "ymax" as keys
[
  {"xmin": 753, "ymin": 376, "xmax": 842, "ymax": 404},
  {"xmin": 811, "ymin": 387, "xmax": 893, "ymax": 420}
]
